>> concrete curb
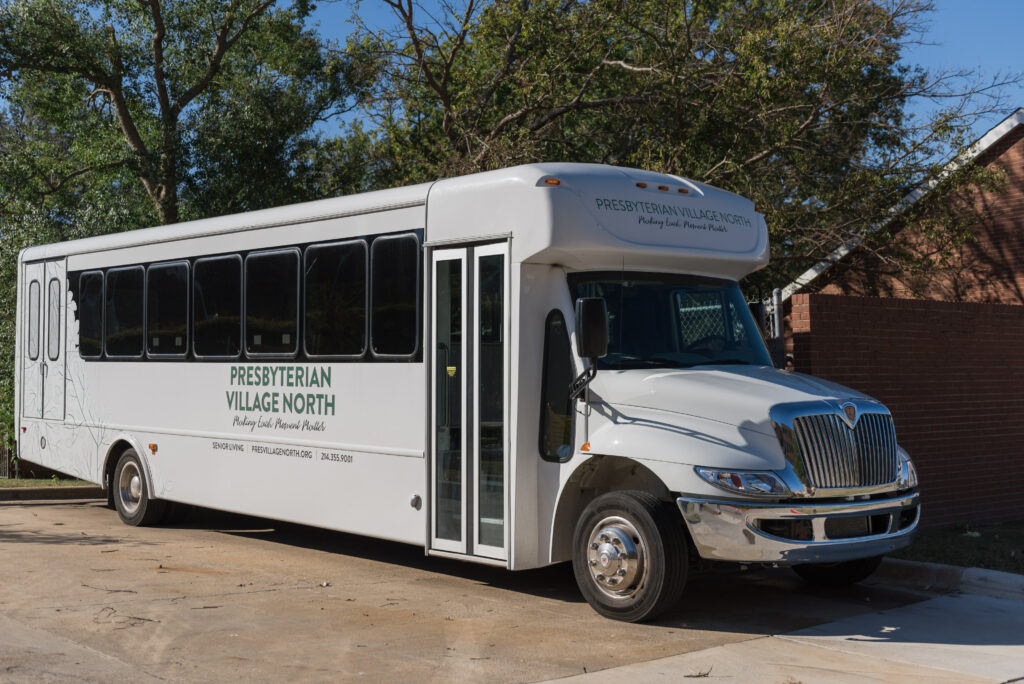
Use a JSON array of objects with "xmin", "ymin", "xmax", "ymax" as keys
[
  {"xmin": 874, "ymin": 557, "xmax": 1024, "ymax": 601},
  {"xmin": 0, "ymin": 486, "xmax": 105, "ymax": 501}
]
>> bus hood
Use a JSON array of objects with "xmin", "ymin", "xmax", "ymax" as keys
[{"xmin": 587, "ymin": 365, "xmax": 878, "ymax": 438}]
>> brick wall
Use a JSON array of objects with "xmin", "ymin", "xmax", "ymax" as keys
[
  {"xmin": 790, "ymin": 292, "xmax": 1024, "ymax": 528},
  {"xmin": 818, "ymin": 124, "xmax": 1024, "ymax": 303}
]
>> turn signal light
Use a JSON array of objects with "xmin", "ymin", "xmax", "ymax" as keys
[
  {"xmin": 544, "ymin": 178, "xmax": 561, "ymax": 186},
  {"xmin": 581, "ymin": 442, "xmax": 591, "ymax": 452},
  {"xmin": 148, "ymin": 443, "xmax": 158, "ymax": 455}
]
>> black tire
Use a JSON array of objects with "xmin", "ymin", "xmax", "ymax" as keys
[
  {"xmin": 112, "ymin": 449, "xmax": 165, "ymax": 526},
  {"xmin": 792, "ymin": 555, "xmax": 884, "ymax": 587},
  {"xmin": 572, "ymin": 490, "xmax": 688, "ymax": 622}
]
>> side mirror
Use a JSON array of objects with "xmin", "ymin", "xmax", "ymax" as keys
[{"xmin": 575, "ymin": 297, "xmax": 608, "ymax": 360}]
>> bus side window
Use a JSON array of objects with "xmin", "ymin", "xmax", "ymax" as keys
[
  {"xmin": 27, "ymin": 279, "xmax": 40, "ymax": 361},
  {"xmin": 305, "ymin": 240, "xmax": 367, "ymax": 358},
  {"xmin": 147, "ymin": 262, "xmax": 189, "ymax": 357},
  {"xmin": 194, "ymin": 255, "xmax": 242, "ymax": 358},
  {"xmin": 245, "ymin": 249, "xmax": 299, "ymax": 357},
  {"xmin": 47, "ymin": 278, "xmax": 61, "ymax": 361},
  {"xmin": 539, "ymin": 310, "xmax": 574, "ymax": 462},
  {"xmin": 105, "ymin": 266, "xmax": 145, "ymax": 358},
  {"xmin": 371, "ymin": 234, "xmax": 419, "ymax": 357},
  {"xmin": 78, "ymin": 271, "xmax": 103, "ymax": 358}
]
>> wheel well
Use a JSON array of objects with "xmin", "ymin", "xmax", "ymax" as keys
[
  {"xmin": 550, "ymin": 455, "xmax": 676, "ymax": 563},
  {"xmin": 103, "ymin": 440, "xmax": 135, "ymax": 507}
]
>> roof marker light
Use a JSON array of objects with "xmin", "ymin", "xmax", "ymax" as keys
[
  {"xmin": 635, "ymin": 182, "xmax": 647, "ymax": 189},
  {"xmin": 678, "ymin": 188, "xmax": 689, "ymax": 194},
  {"xmin": 658, "ymin": 185, "xmax": 669, "ymax": 191}
]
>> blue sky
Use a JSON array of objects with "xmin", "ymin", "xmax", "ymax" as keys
[
  {"xmin": 308, "ymin": 0, "xmax": 1024, "ymax": 141},
  {"xmin": 902, "ymin": 0, "xmax": 1024, "ymax": 139}
]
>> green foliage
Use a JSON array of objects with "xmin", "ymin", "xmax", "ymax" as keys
[
  {"xmin": 0, "ymin": 0, "xmax": 356, "ymax": 223},
  {"xmin": 350, "ymin": 0, "xmax": 1018, "ymax": 293}
]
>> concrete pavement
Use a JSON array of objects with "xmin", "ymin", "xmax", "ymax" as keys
[
  {"xmin": 2, "ymin": 497, "xmax": 1023, "ymax": 683},
  {"xmin": 549, "ymin": 593, "xmax": 1024, "ymax": 683}
]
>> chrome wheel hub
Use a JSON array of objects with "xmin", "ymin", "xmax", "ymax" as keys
[
  {"xmin": 118, "ymin": 461, "xmax": 143, "ymax": 515},
  {"xmin": 585, "ymin": 516, "xmax": 646, "ymax": 599}
]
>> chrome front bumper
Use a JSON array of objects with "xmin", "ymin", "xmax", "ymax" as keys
[{"xmin": 677, "ymin": 492, "xmax": 919, "ymax": 564}]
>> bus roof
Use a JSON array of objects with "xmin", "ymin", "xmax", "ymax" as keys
[{"xmin": 20, "ymin": 163, "xmax": 768, "ymax": 280}]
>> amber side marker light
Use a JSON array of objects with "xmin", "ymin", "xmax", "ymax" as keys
[
  {"xmin": 658, "ymin": 185, "xmax": 669, "ymax": 191},
  {"xmin": 678, "ymin": 188, "xmax": 689, "ymax": 194},
  {"xmin": 544, "ymin": 178, "xmax": 561, "ymax": 186},
  {"xmin": 581, "ymin": 442, "xmax": 591, "ymax": 452},
  {"xmin": 148, "ymin": 443, "xmax": 158, "ymax": 455},
  {"xmin": 635, "ymin": 182, "xmax": 647, "ymax": 188}
]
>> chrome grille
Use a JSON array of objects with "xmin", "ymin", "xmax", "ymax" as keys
[{"xmin": 791, "ymin": 412, "xmax": 897, "ymax": 489}]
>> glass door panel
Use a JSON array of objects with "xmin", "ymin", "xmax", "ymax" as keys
[
  {"xmin": 432, "ymin": 250, "xmax": 466, "ymax": 553},
  {"xmin": 474, "ymin": 245, "xmax": 507, "ymax": 558}
]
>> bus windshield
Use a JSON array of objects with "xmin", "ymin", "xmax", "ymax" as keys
[{"xmin": 569, "ymin": 272, "xmax": 773, "ymax": 370}]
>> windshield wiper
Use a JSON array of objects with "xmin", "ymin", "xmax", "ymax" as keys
[
  {"xmin": 602, "ymin": 357, "xmax": 685, "ymax": 369},
  {"xmin": 682, "ymin": 359, "xmax": 754, "ymax": 368}
]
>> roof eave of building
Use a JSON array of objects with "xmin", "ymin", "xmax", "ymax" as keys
[{"xmin": 780, "ymin": 107, "xmax": 1024, "ymax": 301}]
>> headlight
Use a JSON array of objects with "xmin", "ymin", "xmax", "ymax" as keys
[
  {"xmin": 897, "ymin": 448, "xmax": 918, "ymax": 489},
  {"xmin": 695, "ymin": 467, "xmax": 790, "ymax": 496}
]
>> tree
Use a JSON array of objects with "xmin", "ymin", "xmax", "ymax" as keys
[
  {"xmin": 0, "ymin": 0, "xmax": 358, "ymax": 225},
  {"xmin": 349, "ymin": 0, "xmax": 1020, "ymax": 289}
]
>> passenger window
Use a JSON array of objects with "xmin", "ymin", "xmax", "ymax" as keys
[
  {"xmin": 539, "ymin": 310, "xmax": 574, "ymax": 461},
  {"xmin": 28, "ymin": 280, "xmax": 40, "ymax": 361},
  {"xmin": 47, "ymin": 278, "xmax": 61, "ymax": 361},
  {"xmin": 371, "ymin": 234, "xmax": 419, "ymax": 357},
  {"xmin": 147, "ymin": 262, "xmax": 189, "ymax": 356},
  {"xmin": 78, "ymin": 271, "xmax": 103, "ymax": 358},
  {"xmin": 305, "ymin": 240, "xmax": 367, "ymax": 357},
  {"xmin": 194, "ymin": 255, "xmax": 242, "ymax": 358},
  {"xmin": 245, "ymin": 249, "xmax": 299, "ymax": 356},
  {"xmin": 105, "ymin": 266, "xmax": 144, "ymax": 357}
]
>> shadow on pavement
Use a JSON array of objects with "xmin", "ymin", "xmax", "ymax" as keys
[{"xmin": 156, "ymin": 503, "xmax": 936, "ymax": 635}]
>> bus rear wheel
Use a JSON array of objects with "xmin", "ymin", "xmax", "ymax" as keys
[
  {"xmin": 113, "ymin": 449, "xmax": 165, "ymax": 526},
  {"xmin": 572, "ymin": 490, "xmax": 687, "ymax": 622}
]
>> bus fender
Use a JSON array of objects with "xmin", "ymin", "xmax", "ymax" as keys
[
  {"xmin": 102, "ymin": 434, "xmax": 155, "ymax": 497},
  {"xmin": 549, "ymin": 455, "xmax": 671, "ymax": 564}
]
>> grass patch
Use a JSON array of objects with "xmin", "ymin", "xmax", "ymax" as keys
[
  {"xmin": 0, "ymin": 477, "xmax": 93, "ymax": 488},
  {"xmin": 893, "ymin": 521, "xmax": 1024, "ymax": 575}
]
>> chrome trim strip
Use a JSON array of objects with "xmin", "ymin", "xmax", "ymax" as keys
[{"xmin": 677, "ymin": 491, "xmax": 919, "ymax": 564}]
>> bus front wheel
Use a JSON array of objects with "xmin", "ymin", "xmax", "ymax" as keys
[
  {"xmin": 113, "ymin": 449, "xmax": 165, "ymax": 526},
  {"xmin": 571, "ymin": 490, "xmax": 688, "ymax": 622}
]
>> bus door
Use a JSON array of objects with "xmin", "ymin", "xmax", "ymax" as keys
[
  {"xmin": 430, "ymin": 242, "xmax": 509, "ymax": 561},
  {"xmin": 21, "ymin": 260, "xmax": 67, "ymax": 421},
  {"xmin": 42, "ymin": 260, "xmax": 67, "ymax": 420}
]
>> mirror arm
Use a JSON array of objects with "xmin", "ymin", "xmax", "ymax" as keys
[{"xmin": 569, "ymin": 357, "xmax": 598, "ymax": 401}]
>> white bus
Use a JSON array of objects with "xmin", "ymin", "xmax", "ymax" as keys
[{"xmin": 15, "ymin": 164, "xmax": 919, "ymax": 622}]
